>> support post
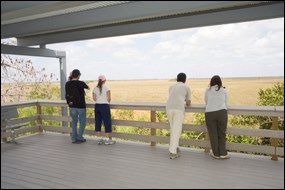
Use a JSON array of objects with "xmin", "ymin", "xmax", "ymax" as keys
[
  {"xmin": 204, "ymin": 131, "xmax": 210, "ymax": 153},
  {"xmin": 60, "ymin": 57, "xmax": 68, "ymax": 128},
  {"xmin": 271, "ymin": 116, "xmax": 279, "ymax": 161},
  {"xmin": 1, "ymin": 120, "xmax": 8, "ymax": 142},
  {"xmin": 150, "ymin": 111, "xmax": 156, "ymax": 146},
  {"xmin": 37, "ymin": 103, "xmax": 43, "ymax": 132}
]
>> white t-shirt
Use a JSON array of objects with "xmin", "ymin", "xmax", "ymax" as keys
[
  {"xmin": 166, "ymin": 82, "xmax": 191, "ymax": 112},
  {"xmin": 93, "ymin": 85, "xmax": 110, "ymax": 104},
  {"xmin": 205, "ymin": 85, "xmax": 228, "ymax": 112}
]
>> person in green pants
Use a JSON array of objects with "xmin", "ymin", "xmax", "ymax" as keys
[{"xmin": 205, "ymin": 75, "xmax": 230, "ymax": 159}]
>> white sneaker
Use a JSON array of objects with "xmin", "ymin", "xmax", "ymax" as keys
[
  {"xmin": 210, "ymin": 152, "xmax": 220, "ymax": 159},
  {"xmin": 97, "ymin": 138, "xmax": 104, "ymax": 145},
  {"xmin": 104, "ymin": 139, "xmax": 116, "ymax": 145},
  {"xmin": 220, "ymin": 154, "xmax": 230, "ymax": 159},
  {"xmin": 170, "ymin": 153, "xmax": 180, "ymax": 159}
]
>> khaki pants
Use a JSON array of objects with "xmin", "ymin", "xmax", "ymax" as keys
[
  {"xmin": 205, "ymin": 109, "xmax": 228, "ymax": 157},
  {"xmin": 167, "ymin": 109, "xmax": 185, "ymax": 154}
]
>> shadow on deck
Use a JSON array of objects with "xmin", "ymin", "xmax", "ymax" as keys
[{"xmin": 1, "ymin": 133, "xmax": 284, "ymax": 189}]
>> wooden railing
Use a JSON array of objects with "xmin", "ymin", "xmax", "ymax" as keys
[{"xmin": 1, "ymin": 100, "xmax": 284, "ymax": 160}]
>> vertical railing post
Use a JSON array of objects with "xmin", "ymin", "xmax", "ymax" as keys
[
  {"xmin": 59, "ymin": 56, "xmax": 68, "ymax": 128},
  {"xmin": 68, "ymin": 108, "xmax": 72, "ymax": 136},
  {"xmin": 204, "ymin": 131, "xmax": 210, "ymax": 153},
  {"xmin": 150, "ymin": 110, "xmax": 156, "ymax": 146},
  {"xmin": 271, "ymin": 116, "xmax": 279, "ymax": 161},
  {"xmin": 1, "ymin": 119, "xmax": 8, "ymax": 142},
  {"xmin": 37, "ymin": 103, "xmax": 43, "ymax": 133}
]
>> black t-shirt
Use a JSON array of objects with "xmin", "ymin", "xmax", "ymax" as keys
[{"xmin": 65, "ymin": 80, "xmax": 89, "ymax": 108}]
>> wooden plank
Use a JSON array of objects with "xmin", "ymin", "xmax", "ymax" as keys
[
  {"xmin": 1, "ymin": 181, "xmax": 26, "ymax": 189},
  {"xmin": 1, "ymin": 123, "xmax": 27, "ymax": 131},
  {"xmin": 226, "ymin": 142, "xmax": 280, "ymax": 155},
  {"xmin": 41, "ymin": 125, "xmax": 71, "ymax": 133},
  {"xmin": 1, "ymin": 115, "xmax": 38, "ymax": 126},
  {"xmin": 1, "ymin": 133, "xmax": 284, "ymax": 189},
  {"xmin": 1, "ymin": 133, "xmax": 283, "ymax": 189},
  {"xmin": 113, "ymin": 119, "xmax": 168, "ymax": 129},
  {"xmin": 1, "ymin": 100, "xmax": 37, "ymax": 109},
  {"xmin": 1, "ymin": 126, "xmax": 39, "ymax": 138},
  {"xmin": 1, "ymin": 107, "xmax": 18, "ymax": 120},
  {"xmin": 275, "ymin": 106, "xmax": 284, "ymax": 118},
  {"xmin": 1, "ymin": 176, "xmax": 50, "ymax": 189},
  {"xmin": 227, "ymin": 127, "xmax": 284, "ymax": 139},
  {"xmin": 276, "ymin": 147, "xmax": 284, "ymax": 156},
  {"xmin": 14, "ymin": 126, "xmax": 40, "ymax": 135},
  {"xmin": 1, "ymin": 170, "xmax": 74, "ymax": 189},
  {"xmin": 4, "ymin": 100, "xmax": 283, "ymax": 117},
  {"xmin": 40, "ymin": 114, "xmax": 70, "ymax": 122}
]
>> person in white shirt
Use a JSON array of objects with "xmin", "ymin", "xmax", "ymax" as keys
[
  {"xmin": 204, "ymin": 75, "xmax": 230, "ymax": 159},
  {"xmin": 166, "ymin": 73, "xmax": 191, "ymax": 159},
  {"xmin": 92, "ymin": 75, "xmax": 115, "ymax": 145}
]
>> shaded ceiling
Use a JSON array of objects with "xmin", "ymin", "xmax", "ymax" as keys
[{"xmin": 1, "ymin": 1, "xmax": 284, "ymax": 46}]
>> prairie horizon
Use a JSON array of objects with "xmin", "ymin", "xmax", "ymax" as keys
[
  {"xmin": 86, "ymin": 76, "xmax": 284, "ymax": 106},
  {"xmin": 1, "ymin": 76, "xmax": 283, "ymax": 106}
]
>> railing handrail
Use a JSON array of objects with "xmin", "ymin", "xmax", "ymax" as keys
[{"xmin": 1, "ymin": 99, "xmax": 284, "ymax": 117}]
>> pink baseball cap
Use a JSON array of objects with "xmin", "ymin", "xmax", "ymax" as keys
[{"xmin": 98, "ymin": 75, "xmax": 106, "ymax": 81}]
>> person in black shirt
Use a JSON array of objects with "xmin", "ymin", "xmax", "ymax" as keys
[{"xmin": 65, "ymin": 69, "xmax": 90, "ymax": 144}]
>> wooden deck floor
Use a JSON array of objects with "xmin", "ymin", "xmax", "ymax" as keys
[{"xmin": 1, "ymin": 133, "xmax": 284, "ymax": 189}]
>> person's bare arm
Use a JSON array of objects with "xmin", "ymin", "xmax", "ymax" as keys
[
  {"xmin": 92, "ymin": 92, "xmax": 97, "ymax": 101},
  {"xmin": 107, "ymin": 90, "xmax": 111, "ymax": 103}
]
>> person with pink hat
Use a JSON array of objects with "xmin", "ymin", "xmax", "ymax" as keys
[{"xmin": 92, "ymin": 75, "xmax": 115, "ymax": 145}]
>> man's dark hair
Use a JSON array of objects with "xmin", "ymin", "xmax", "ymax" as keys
[
  {"xmin": 177, "ymin": 72, "xmax": 187, "ymax": 83},
  {"xmin": 72, "ymin": 69, "xmax": 81, "ymax": 78},
  {"xmin": 69, "ymin": 69, "xmax": 81, "ymax": 81}
]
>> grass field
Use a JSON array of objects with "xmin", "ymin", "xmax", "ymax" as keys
[
  {"xmin": 85, "ymin": 76, "xmax": 284, "ymax": 106},
  {"xmin": 1, "ymin": 76, "xmax": 283, "ymax": 106}
]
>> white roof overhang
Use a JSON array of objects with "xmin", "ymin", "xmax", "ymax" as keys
[{"xmin": 1, "ymin": 1, "xmax": 284, "ymax": 46}]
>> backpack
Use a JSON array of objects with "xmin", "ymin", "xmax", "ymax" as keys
[{"xmin": 65, "ymin": 81, "xmax": 80, "ymax": 106}]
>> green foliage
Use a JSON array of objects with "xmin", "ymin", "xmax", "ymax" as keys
[
  {"xmin": 181, "ymin": 131, "xmax": 203, "ymax": 140},
  {"xmin": 113, "ymin": 110, "xmax": 148, "ymax": 134},
  {"xmin": 155, "ymin": 112, "xmax": 170, "ymax": 137},
  {"xmin": 226, "ymin": 134, "xmax": 260, "ymax": 145},
  {"xmin": 256, "ymin": 82, "xmax": 283, "ymax": 146},
  {"xmin": 230, "ymin": 115, "xmax": 257, "ymax": 127},
  {"xmin": 30, "ymin": 85, "xmax": 61, "ymax": 100},
  {"xmin": 156, "ymin": 111, "xmax": 167, "ymax": 122},
  {"xmin": 115, "ymin": 110, "xmax": 134, "ymax": 120},
  {"xmin": 86, "ymin": 108, "xmax": 94, "ymax": 118},
  {"xmin": 258, "ymin": 82, "xmax": 284, "ymax": 106},
  {"xmin": 228, "ymin": 82, "xmax": 284, "ymax": 147},
  {"xmin": 29, "ymin": 85, "xmax": 62, "ymax": 126},
  {"xmin": 18, "ymin": 107, "xmax": 37, "ymax": 126},
  {"xmin": 156, "ymin": 129, "xmax": 170, "ymax": 137},
  {"xmin": 193, "ymin": 113, "xmax": 205, "ymax": 125}
]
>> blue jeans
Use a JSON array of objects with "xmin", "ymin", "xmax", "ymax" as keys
[{"xmin": 70, "ymin": 108, "xmax": 86, "ymax": 142}]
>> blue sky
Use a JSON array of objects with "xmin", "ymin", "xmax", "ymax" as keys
[{"xmin": 8, "ymin": 17, "xmax": 285, "ymax": 81}]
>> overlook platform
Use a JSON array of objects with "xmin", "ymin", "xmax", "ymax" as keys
[{"xmin": 1, "ymin": 133, "xmax": 284, "ymax": 189}]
